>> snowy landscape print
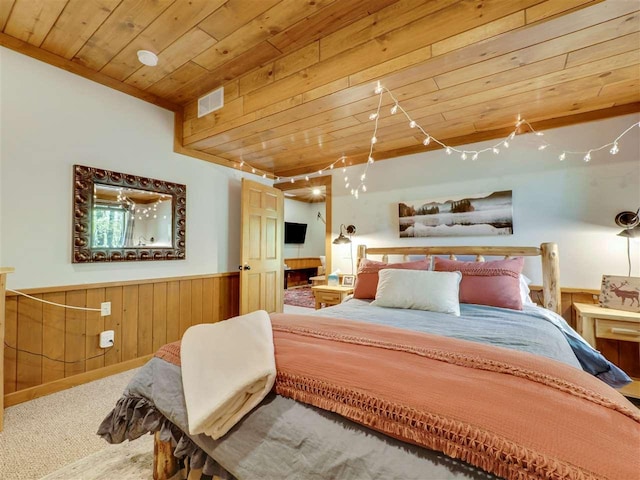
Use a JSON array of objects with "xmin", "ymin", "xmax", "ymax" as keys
[{"xmin": 398, "ymin": 191, "xmax": 513, "ymax": 237}]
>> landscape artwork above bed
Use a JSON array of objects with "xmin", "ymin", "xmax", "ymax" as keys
[{"xmin": 399, "ymin": 190, "xmax": 513, "ymax": 237}]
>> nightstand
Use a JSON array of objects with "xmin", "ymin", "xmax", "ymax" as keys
[
  {"xmin": 574, "ymin": 302, "xmax": 640, "ymax": 399},
  {"xmin": 312, "ymin": 285, "xmax": 354, "ymax": 309}
]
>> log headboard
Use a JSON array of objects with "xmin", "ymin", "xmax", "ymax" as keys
[{"xmin": 356, "ymin": 243, "xmax": 561, "ymax": 315}]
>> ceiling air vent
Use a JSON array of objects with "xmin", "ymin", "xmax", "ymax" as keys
[{"xmin": 197, "ymin": 87, "xmax": 224, "ymax": 118}]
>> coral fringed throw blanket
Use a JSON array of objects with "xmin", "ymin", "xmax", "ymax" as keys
[{"xmin": 270, "ymin": 314, "xmax": 640, "ymax": 480}]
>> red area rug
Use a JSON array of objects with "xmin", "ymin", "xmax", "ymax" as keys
[{"xmin": 284, "ymin": 286, "xmax": 315, "ymax": 309}]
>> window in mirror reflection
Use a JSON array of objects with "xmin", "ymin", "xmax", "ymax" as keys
[{"xmin": 91, "ymin": 184, "xmax": 173, "ymax": 249}]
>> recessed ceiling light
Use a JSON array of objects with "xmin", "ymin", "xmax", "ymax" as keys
[
  {"xmin": 312, "ymin": 188, "xmax": 321, "ymax": 196},
  {"xmin": 137, "ymin": 50, "xmax": 158, "ymax": 67}
]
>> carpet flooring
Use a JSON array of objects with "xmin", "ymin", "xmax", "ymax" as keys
[
  {"xmin": 0, "ymin": 368, "xmax": 141, "ymax": 479},
  {"xmin": 284, "ymin": 286, "xmax": 315, "ymax": 308}
]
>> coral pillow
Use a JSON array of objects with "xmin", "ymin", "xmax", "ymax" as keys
[
  {"xmin": 354, "ymin": 258, "xmax": 431, "ymax": 299},
  {"xmin": 433, "ymin": 257, "xmax": 525, "ymax": 310}
]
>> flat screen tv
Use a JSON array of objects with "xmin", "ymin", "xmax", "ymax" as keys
[{"xmin": 284, "ymin": 222, "xmax": 307, "ymax": 244}]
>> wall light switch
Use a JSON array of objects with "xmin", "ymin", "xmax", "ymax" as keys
[{"xmin": 101, "ymin": 302, "xmax": 111, "ymax": 316}]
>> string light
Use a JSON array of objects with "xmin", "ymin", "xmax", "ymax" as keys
[
  {"xmin": 224, "ymin": 83, "xmax": 638, "ymax": 193},
  {"xmin": 343, "ymin": 83, "xmax": 639, "ymax": 198}
]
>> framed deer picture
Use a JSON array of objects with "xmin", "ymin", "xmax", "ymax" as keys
[{"xmin": 599, "ymin": 275, "xmax": 640, "ymax": 313}]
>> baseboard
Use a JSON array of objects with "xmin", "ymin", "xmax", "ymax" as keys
[{"xmin": 3, "ymin": 354, "xmax": 153, "ymax": 407}]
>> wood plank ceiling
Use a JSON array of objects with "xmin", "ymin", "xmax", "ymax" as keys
[{"xmin": 1, "ymin": 0, "xmax": 639, "ymax": 179}]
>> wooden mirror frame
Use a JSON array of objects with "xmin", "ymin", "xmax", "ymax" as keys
[{"xmin": 72, "ymin": 165, "xmax": 186, "ymax": 263}]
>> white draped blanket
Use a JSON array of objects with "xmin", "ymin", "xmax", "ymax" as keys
[{"xmin": 181, "ymin": 310, "xmax": 276, "ymax": 439}]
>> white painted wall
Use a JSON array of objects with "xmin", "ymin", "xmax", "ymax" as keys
[
  {"xmin": 284, "ymin": 198, "xmax": 325, "ymax": 260},
  {"xmin": 0, "ymin": 47, "xmax": 266, "ymax": 289},
  {"xmin": 331, "ymin": 114, "xmax": 640, "ymax": 289}
]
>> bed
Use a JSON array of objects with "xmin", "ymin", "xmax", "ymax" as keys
[{"xmin": 98, "ymin": 243, "xmax": 638, "ymax": 480}]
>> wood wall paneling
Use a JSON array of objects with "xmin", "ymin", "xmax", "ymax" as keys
[
  {"xmin": 4, "ymin": 273, "xmax": 240, "ymax": 403},
  {"xmin": 17, "ymin": 295, "xmax": 43, "ymax": 390},
  {"xmin": 4, "ymin": 296, "xmax": 17, "ymax": 394},
  {"xmin": 42, "ymin": 292, "xmax": 66, "ymax": 384},
  {"xmin": 152, "ymin": 282, "xmax": 168, "ymax": 352},
  {"xmin": 166, "ymin": 280, "xmax": 181, "ymax": 344},
  {"xmin": 137, "ymin": 284, "xmax": 154, "ymax": 357}
]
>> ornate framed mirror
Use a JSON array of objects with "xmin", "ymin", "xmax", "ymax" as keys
[{"xmin": 73, "ymin": 165, "xmax": 186, "ymax": 263}]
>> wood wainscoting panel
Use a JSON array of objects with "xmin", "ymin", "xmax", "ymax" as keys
[
  {"xmin": 4, "ymin": 296, "xmax": 17, "ymax": 395},
  {"xmin": 4, "ymin": 273, "xmax": 240, "ymax": 401},
  {"xmin": 42, "ymin": 292, "xmax": 66, "ymax": 384},
  {"xmin": 530, "ymin": 286, "xmax": 640, "ymax": 378}
]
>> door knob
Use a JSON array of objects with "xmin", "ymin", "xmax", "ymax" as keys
[{"xmin": 243, "ymin": 265, "xmax": 251, "ymax": 270}]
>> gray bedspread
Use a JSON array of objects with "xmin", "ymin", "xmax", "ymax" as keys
[
  {"xmin": 318, "ymin": 299, "xmax": 582, "ymax": 369},
  {"xmin": 100, "ymin": 302, "xmax": 617, "ymax": 480}
]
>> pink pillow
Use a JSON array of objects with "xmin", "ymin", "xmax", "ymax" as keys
[
  {"xmin": 433, "ymin": 257, "xmax": 524, "ymax": 310},
  {"xmin": 354, "ymin": 258, "xmax": 431, "ymax": 299}
]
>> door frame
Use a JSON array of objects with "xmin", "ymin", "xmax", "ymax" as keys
[{"xmin": 274, "ymin": 175, "xmax": 332, "ymax": 276}]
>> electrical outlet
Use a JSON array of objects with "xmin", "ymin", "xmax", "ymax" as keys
[
  {"xmin": 99, "ymin": 330, "xmax": 115, "ymax": 348},
  {"xmin": 101, "ymin": 302, "xmax": 111, "ymax": 316}
]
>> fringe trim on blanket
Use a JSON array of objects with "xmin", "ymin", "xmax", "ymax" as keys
[
  {"xmin": 96, "ymin": 396, "xmax": 236, "ymax": 479},
  {"xmin": 155, "ymin": 341, "xmax": 182, "ymax": 366},
  {"xmin": 272, "ymin": 324, "xmax": 640, "ymax": 423},
  {"xmin": 275, "ymin": 373, "xmax": 602, "ymax": 480}
]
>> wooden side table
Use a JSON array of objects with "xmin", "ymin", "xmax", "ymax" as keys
[
  {"xmin": 312, "ymin": 285, "xmax": 354, "ymax": 309},
  {"xmin": 573, "ymin": 302, "xmax": 640, "ymax": 399}
]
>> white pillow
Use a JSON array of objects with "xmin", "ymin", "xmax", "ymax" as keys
[
  {"xmin": 519, "ymin": 274, "xmax": 536, "ymax": 306},
  {"xmin": 371, "ymin": 269, "xmax": 462, "ymax": 315}
]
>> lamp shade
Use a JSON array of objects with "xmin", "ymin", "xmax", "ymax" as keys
[
  {"xmin": 332, "ymin": 233, "xmax": 351, "ymax": 244},
  {"xmin": 618, "ymin": 226, "xmax": 640, "ymax": 238},
  {"xmin": 333, "ymin": 224, "xmax": 356, "ymax": 244}
]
